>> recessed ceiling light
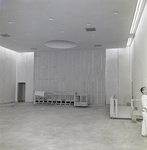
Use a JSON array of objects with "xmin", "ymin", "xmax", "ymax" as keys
[
  {"xmin": 49, "ymin": 17, "xmax": 53, "ymax": 21},
  {"xmin": 87, "ymin": 23, "xmax": 91, "ymax": 26},
  {"xmin": 61, "ymin": 30, "xmax": 65, "ymax": 33},
  {"xmin": 113, "ymin": 11, "xmax": 119, "ymax": 15},
  {"xmin": 8, "ymin": 21, "xmax": 12, "ymax": 24}
]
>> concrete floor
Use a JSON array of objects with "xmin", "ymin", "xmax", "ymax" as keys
[{"xmin": 0, "ymin": 103, "xmax": 146, "ymax": 150}]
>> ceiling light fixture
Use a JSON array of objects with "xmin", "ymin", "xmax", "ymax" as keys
[
  {"xmin": 8, "ymin": 21, "xmax": 12, "ymax": 24},
  {"xmin": 45, "ymin": 40, "xmax": 76, "ymax": 49},
  {"xmin": 130, "ymin": 0, "xmax": 144, "ymax": 34},
  {"xmin": 127, "ymin": 34, "xmax": 134, "ymax": 46},
  {"xmin": 113, "ymin": 11, "xmax": 119, "ymax": 15},
  {"xmin": 49, "ymin": 17, "xmax": 53, "ymax": 21},
  {"xmin": 127, "ymin": 38, "xmax": 132, "ymax": 47},
  {"xmin": 127, "ymin": 0, "xmax": 145, "ymax": 47}
]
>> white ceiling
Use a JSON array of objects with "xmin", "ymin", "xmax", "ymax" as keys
[{"xmin": 0, "ymin": 0, "xmax": 138, "ymax": 52}]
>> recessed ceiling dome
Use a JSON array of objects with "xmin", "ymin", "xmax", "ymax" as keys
[{"xmin": 45, "ymin": 40, "xmax": 76, "ymax": 49}]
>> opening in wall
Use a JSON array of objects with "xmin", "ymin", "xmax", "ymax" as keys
[{"xmin": 17, "ymin": 82, "xmax": 26, "ymax": 102}]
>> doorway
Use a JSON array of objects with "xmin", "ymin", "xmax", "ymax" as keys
[{"xmin": 17, "ymin": 82, "xmax": 26, "ymax": 102}]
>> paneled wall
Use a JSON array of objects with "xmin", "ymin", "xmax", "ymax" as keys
[
  {"xmin": 16, "ymin": 52, "xmax": 34, "ymax": 102},
  {"xmin": 0, "ymin": 46, "xmax": 17, "ymax": 103},
  {"xmin": 130, "ymin": 2, "xmax": 147, "ymax": 99},
  {"xmin": 34, "ymin": 50, "xmax": 106, "ymax": 105},
  {"xmin": 106, "ymin": 48, "xmax": 131, "ymax": 105}
]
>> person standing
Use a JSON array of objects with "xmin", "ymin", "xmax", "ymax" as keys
[{"xmin": 140, "ymin": 86, "xmax": 147, "ymax": 136}]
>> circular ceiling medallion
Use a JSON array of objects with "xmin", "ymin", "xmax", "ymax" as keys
[{"xmin": 45, "ymin": 40, "xmax": 76, "ymax": 49}]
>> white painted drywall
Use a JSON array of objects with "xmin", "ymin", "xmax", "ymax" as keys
[
  {"xmin": 16, "ymin": 52, "xmax": 34, "ymax": 102},
  {"xmin": 0, "ymin": 47, "xmax": 17, "ymax": 103},
  {"xmin": 34, "ymin": 50, "xmax": 106, "ymax": 105},
  {"xmin": 106, "ymin": 48, "xmax": 131, "ymax": 105},
  {"xmin": 129, "ymin": 2, "xmax": 147, "ymax": 99}
]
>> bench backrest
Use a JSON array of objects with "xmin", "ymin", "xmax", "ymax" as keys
[{"xmin": 34, "ymin": 91, "xmax": 45, "ymax": 96}]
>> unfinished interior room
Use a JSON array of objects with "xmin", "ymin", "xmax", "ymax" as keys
[{"xmin": 0, "ymin": 0, "xmax": 147, "ymax": 149}]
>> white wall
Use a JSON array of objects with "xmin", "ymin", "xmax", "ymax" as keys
[
  {"xmin": 0, "ymin": 47, "xmax": 17, "ymax": 103},
  {"xmin": 1, "ymin": 2, "xmax": 147, "ymax": 104},
  {"xmin": 34, "ymin": 50, "xmax": 106, "ymax": 105},
  {"xmin": 106, "ymin": 48, "xmax": 131, "ymax": 105},
  {"xmin": 106, "ymin": 2, "xmax": 147, "ymax": 104},
  {"xmin": 129, "ymin": 2, "xmax": 147, "ymax": 99},
  {"xmin": 16, "ymin": 52, "xmax": 34, "ymax": 102}
]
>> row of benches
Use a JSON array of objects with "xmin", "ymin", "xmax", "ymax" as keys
[
  {"xmin": 34, "ymin": 91, "xmax": 90, "ymax": 106},
  {"xmin": 34, "ymin": 91, "xmax": 75, "ymax": 105}
]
